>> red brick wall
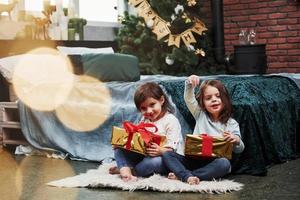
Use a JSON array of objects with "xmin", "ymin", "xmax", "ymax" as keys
[{"xmin": 222, "ymin": 0, "xmax": 300, "ymax": 73}]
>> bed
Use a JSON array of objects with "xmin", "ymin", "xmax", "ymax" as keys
[{"xmin": 0, "ymin": 40, "xmax": 300, "ymax": 176}]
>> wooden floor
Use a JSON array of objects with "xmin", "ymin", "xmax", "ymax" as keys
[{"xmin": 0, "ymin": 146, "xmax": 300, "ymax": 200}]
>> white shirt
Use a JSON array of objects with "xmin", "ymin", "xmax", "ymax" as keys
[
  {"xmin": 142, "ymin": 112, "xmax": 185, "ymax": 155},
  {"xmin": 184, "ymin": 81, "xmax": 245, "ymax": 153}
]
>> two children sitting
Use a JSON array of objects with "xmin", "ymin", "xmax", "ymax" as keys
[{"xmin": 111, "ymin": 75, "xmax": 244, "ymax": 185}]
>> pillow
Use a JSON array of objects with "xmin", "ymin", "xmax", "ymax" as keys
[
  {"xmin": 81, "ymin": 53, "xmax": 140, "ymax": 82},
  {"xmin": 0, "ymin": 54, "xmax": 83, "ymax": 84},
  {"xmin": 67, "ymin": 55, "xmax": 83, "ymax": 75},
  {"xmin": 57, "ymin": 46, "xmax": 114, "ymax": 55},
  {"xmin": 0, "ymin": 54, "xmax": 22, "ymax": 83}
]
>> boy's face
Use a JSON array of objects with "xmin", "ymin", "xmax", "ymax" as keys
[
  {"xmin": 203, "ymin": 85, "xmax": 224, "ymax": 120},
  {"xmin": 139, "ymin": 96, "xmax": 165, "ymax": 122}
]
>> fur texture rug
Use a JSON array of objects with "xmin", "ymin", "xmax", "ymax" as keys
[{"xmin": 47, "ymin": 163, "xmax": 243, "ymax": 193}]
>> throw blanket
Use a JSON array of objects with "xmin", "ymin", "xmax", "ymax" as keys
[
  {"xmin": 160, "ymin": 75, "xmax": 300, "ymax": 175},
  {"xmin": 19, "ymin": 75, "xmax": 191, "ymax": 162},
  {"xmin": 19, "ymin": 75, "xmax": 300, "ymax": 175},
  {"xmin": 47, "ymin": 162, "xmax": 244, "ymax": 193}
]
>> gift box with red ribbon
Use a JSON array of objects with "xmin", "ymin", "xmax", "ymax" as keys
[
  {"xmin": 184, "ymin": 134, "xmax": 233, "ymax": 159},
  {"xmin": 111, "ymin": 121, "xmax": 166, "ymax": 155}
]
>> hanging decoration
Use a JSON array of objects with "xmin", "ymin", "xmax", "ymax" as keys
[
  {"xmin": 128, "ymin": 0, "xmax": 207, "ymax": 50},
  {"xmin": 165, "ymin": 56, "xmax": 175, "ymax": 65},
  {"xmin": 187, "ymin": 0, "xmax": 197, "ymax": 7},
  {"xmin": 195, "ymin": 48, "xmax": 205, "ymax": 57}
]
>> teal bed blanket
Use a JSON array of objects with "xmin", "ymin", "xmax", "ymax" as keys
[{"xmin": 19, "ymin": 75, "xmax": 300, "ymax": 176}]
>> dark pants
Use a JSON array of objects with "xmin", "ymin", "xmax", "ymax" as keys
[
  {"xmin": 114, "ymin": 148, "xmax": 168, "ymax": 177},
  {"xmin": 162, "ymin": 151, "xmax": 231, "ymax": 182}
]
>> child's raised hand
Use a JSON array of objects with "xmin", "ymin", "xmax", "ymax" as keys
[
  {"xmin": 223, "ymin": 131, "xmax": 240, "ymax": 145},
  {"xmin": 187, "ymin": 75, "xmax": 200, "ymax": 88}
]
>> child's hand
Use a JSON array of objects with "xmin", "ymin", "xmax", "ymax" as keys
[
  {"xmin": 223, "ymin": 131, "xmax": 240, "ymax": 145},
  {"xmin": 187, "ymin": 75, "xmax": 200, "ymax": 88},
  {"xmin": 146, "ymin": 143, "xmax": 162, "ymax": 157}
]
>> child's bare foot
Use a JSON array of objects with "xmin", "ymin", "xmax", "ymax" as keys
[
  {"xmin": 119, "ymin": 167, "xmax": 137, "ymax": 182},
  {"xmin": 187, "ymin": 176, "xmax": 200, "ymax": 185},
  {"xmin": 167, "ymin": 172, "xmax": 178, "ymax": 180},
  {"xmin": 109, "ymin": 166, "xmax": 120, "ymax": 174}
]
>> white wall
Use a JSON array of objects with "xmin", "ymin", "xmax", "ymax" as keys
[{"xmin": 84, "ymin": 22, "xmax": 119, "ymax": 41}]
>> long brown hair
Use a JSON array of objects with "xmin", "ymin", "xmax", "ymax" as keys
[
  {"xmin": 134, "ymin": 82, "xmax": 174, "ymax": 114},
  {"xmin": 196, "ymin": 80, "xmax": 232, "ymax": 124}
]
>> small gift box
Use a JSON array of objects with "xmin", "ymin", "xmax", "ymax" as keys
[
  {"xmin": 111, "ymin": 121, "xmax": 166, "ymax": 155},
  {"xmin": 184, "ymin": 134, "xmax": 233, "ymax": 159}
]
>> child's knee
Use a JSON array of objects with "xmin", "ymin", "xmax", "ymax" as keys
[
  {"xmin": 143, "ymin": 156, "xmax": 163, "ymax": 168},
  {"xmin": 114, "ymin": 147, "xmax": 124, "ymax": 156},
  {"xmin": 162, "ymin": 151, "xmax": 176, "ymax": 159},
  {"xmin": 217, "ymin": 158, "xmax": 231, "ymax": 173},
  {"xmin": 135, "ymin": 157, "xmax": 164, "ymax": 177}
]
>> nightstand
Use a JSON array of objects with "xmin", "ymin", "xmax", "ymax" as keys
[{"xmin": 0, "ymin": 102, "xmax": 28, "ymax": 148}]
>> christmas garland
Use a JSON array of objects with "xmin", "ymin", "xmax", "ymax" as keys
[{"xmin": 128, "ymin": 0, "xmax": 207, "ymax": 55}]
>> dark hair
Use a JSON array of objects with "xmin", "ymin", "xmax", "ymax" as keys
[
  {"xmin": 196, "ymin": 80, "xmax": 232, "ymax": 124},
  {"xmin": 134, "ymin": 82, "xmax": 174, "ymax": 114}
]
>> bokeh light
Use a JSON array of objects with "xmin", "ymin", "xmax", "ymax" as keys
[
  {"xmin": 55, "ymin": 75, "xmax": 112, "ymax": 132},
  {"xmin": 0, "ymin": 151, "xmax": 21, "ymax": 199},
  {"xmin": 15, "ymin": 155, "xmax": 76, "ymax": 199},
  {"xmin": 12, "ymin": 47, "xmax": 74, "ymax": 111}
]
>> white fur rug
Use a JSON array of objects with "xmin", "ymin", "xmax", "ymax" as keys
[{"xmin": 47, "ymin": 162, "xmax": 243, "ymax": 193}]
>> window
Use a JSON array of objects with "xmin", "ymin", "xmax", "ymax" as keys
[
  {"xmin": 24, "ymin": 0, "xmax": 69, "ymax": 12},
  {"xmin": 0, "ymin": 0, "xmax": 12, "ymax": 16},
  {"xmin": 0, "ymin": 0, "xmax": 9, "ymax": 4},
  {"xmin": 2, "ymin": 0, "xmax": 121, "ymax": 23},
  {"xmin": 25, "ymin": 0, "xmax": 43, "ymax": 11},
  {"xmin": 78, "ymin": 0, "xmax": 118, "ymax": 23}
]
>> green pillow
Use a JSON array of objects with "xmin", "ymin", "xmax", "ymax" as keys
[{"xmin": 81, "ymin": 53, "xmax": 140, "ymax": 82}]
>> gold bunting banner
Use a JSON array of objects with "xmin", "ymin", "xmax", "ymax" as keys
[
  {"xmin": 128, "ymin": 0, "xmax": 144, "ymax": 6},
  {"xmin": 181, "ymin": 30, "xmax": 196, "ymax": 47},
  {"xmin": 168, "ymin": 34, "xmax": 181, "ymax": 48},
  {"xmin": 136, "ymin": 0, "xmax": 151, "ymax": 16},
  {"xmin": 130, "ymin": 0, "xmax": 207, "ymax": 49},
  {"xmin": 152, "ymin": 17, "xmax": 170, "ymax": 40},
  {"xmin": 192, "ymin": 20, "xmax": 208, "ymax": 35},
  {"xmin": 139, "ymin": 7, "xmax": 156, "ymax": 21}
]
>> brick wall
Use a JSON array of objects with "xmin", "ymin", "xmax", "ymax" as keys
[{"xmin": 222, "ymin": 0, "xmax": 300, "ymax": 73}]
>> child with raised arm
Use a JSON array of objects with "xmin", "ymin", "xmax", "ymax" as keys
[
  {"xmin": 111, "ymin": 82, "xmax": 184, "ymax": 182},
  {"xmin": 163, "ymin": 75, "xmax": 245, "ymax": 185}
]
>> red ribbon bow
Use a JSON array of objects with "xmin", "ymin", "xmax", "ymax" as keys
[
  {"xmin": 201, "ymin": 134, "xmax": 213, "ymax": 157},
  {"xmin": 122, "ymin": 121, "xmax": 161, "ymax": 150}
]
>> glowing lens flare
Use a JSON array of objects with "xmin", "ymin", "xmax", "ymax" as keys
[
  {"xmin": 0, "ymin": 151, "xmax": 21, "ymax": 199},
  {"xmin": 16, "ymin": 156, "xmax": 76, "ymax": 199},
  {"xmin": 55, "ymin": 75, "xmax": 112, "ymax": 132},
  {"xmin": 12, "ymin": 47, "xmax": 74, "ymax": 111}
]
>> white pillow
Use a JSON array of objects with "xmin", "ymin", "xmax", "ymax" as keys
[
  {"xmin": 56, "ymin": 46, "xmax": 114, "ymax": 55},
  {"xmin": 0, "ymin": 54, "xmax": 22, "ymax": 83},
  {"xmin": 0, "ymin": 54, "xmax": 65, "ymax": 83}
]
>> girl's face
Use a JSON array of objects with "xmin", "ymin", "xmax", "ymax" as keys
[
  {"xmin": 203, "ymin": 85, "xmax": 224, "ymax": 120},
  {"xmin": 139, "ymin": 96, "xmax": 165, "ymax": 122}
]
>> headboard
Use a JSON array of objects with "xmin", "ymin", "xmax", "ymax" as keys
[{"xmin": 0, "ymin": 39, "xmax": 118, "ymax": 58}]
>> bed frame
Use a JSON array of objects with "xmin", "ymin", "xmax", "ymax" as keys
[
  {"xmin": 0, "ymin": 39, "xmax": 118, "ymax": 58},
  {"xmin": 0, "ymin": 39, "xmax": 118, "ymax": 101}
]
